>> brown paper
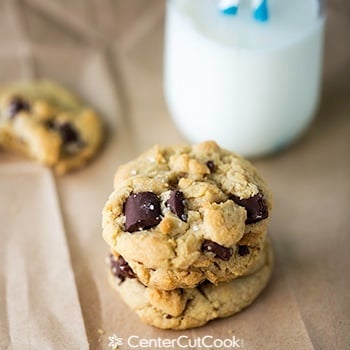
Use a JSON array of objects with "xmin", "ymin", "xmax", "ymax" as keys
[
  {"xmin": 1, "ymin": 0, "xmax": 350, "ymax": 349},
  {"xmin": 0, "ymin": 164, "xmax": 88, "ymax": 348}
]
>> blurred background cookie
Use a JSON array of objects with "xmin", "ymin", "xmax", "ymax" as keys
[{"xmin": 0, "ymin": 80, "xmax": 103, "ymax": 174}]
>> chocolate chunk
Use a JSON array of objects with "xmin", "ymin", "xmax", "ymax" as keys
[
  {"xmin": 166, "ymin": 190, "xmax": 187, "ymax": 221},
  {"xmin": 109, "ymin": 254, "xmax": 135, "ymax": 282},
  {"xmin": 230, "ymin": 192, "xmax": 268, "ymax": 224},
  {"xmin": 124, "ymin": 192, "xmax": 162, "ymax": 232},
  {"xmin": 7, "ymin": 96, "xmax": 30, "ymax": 118},
  {"xmin": 206, "ymin": 160, "xmax": 215, "ymax": 173},
  {"xmin": 201, "ymin": 240, "xmax": 233, "ymax": 261},
  {"xmin": 45, "ymin": 119, "xmax": 56, "ymax": 130},
  {"xmin": 237, "ymin": 245, "xmax": 250, "ymax": 256},
  {"xmin": 58, "ymin": 122, "xmax": 79, "ymax": 144},
  {"xmin": 45, "ymin": 120, "xmax": 84, "ymax": 153}
]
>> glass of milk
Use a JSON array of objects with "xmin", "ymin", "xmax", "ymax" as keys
[{"xmin": 164, "ymin": 0, "xmax": 325, "ymax": 157}]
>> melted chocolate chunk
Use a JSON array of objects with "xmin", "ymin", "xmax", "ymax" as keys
[
  {"xmin": 58, "ymin": 122, "xmax": 79, "ymax": 144},
  {"xmin": 8, "ymin": 96, "xmax": 30, "ymax": 118},
  {"xmin": 206, "ymin": 160, "xmax": 215, "ymax": 173},
  {"xmin": 45, "ymin": 119, "xmax": 56, "ymax": 130},
  {"xmin": 230, "ymin": 192, "xmax": 268, "ymax": 224},
  {"xmin": 166, "ymin": 190, "xmax": 187, "ymax": 221},
  {"xmin": 237, "ymin": 245, "xmax": 250, "ymax": 256},
  {"xmin": 124, "ymin": 192, "xmax": 162, "ymax": 232},
  {"xmin": 45, "ymin": 120, "xmax": 84, "ymax": 153},
  {"xmin": 201, "ymin": 240, "xmax": 233, "ymax": 261},
  {"xmin": 109, "ymin": 254, "xmax": 135, "ymax": 282}
]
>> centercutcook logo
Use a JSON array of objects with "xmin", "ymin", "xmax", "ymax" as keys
[{"xmin": 108, "ymin": 334, "xmax": 244, "ymax": 349}]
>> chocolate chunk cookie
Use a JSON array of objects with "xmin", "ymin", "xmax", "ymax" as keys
[
  {"xmin": 103, "ymin": 141, "xmax": 272, "ymax": 290},
  {"xmin": 108, "ymin": 240, "xmax": 273, "ymax": 330},
  {"xmin": 0, "ymin": 80, "xmax": 103, "ymax": 174}
]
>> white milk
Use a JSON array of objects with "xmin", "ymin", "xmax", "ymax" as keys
[{"xmin": 164, "ymin": 0, "xmax": 325, "ymax": 156}]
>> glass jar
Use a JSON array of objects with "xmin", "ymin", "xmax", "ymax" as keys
[{"xmin": 164, "ymin": 0, "xmax": 325, "ymax": 156}]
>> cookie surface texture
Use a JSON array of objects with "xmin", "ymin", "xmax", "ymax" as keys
[
  {"xmin": 103, "ymin": 141, "xmax": 272, "ymax": 290},
  {"xmin": 108, "ymin": 241, "xmax": 273, "ymax": 330}
]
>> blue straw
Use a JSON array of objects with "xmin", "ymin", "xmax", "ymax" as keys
[
  {"xmin": 218, "ymin": 0, "xmax": 269, "ymax": 22},
  {"xmin": 252, "ymin": 0, "xmax": 269, "ymax": 22},
  {"xmin": 218, "ymin": 0, "xmax": 239, "ymax": 16}
]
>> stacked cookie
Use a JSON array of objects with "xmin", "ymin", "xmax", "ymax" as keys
[
  {"xmin": 102, "ymin": 141, "xmax": 273, "ymax": 330},
  {"xmin": 0, "ymin": 80, "xmax": 103, "ymax": 174}
]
